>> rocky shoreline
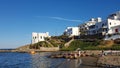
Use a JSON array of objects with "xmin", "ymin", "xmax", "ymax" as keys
[
  {"xmin": 97, "ymin": 56, "xmax": 120, "ymax": 67},
  {"xmin": 49, "ymin": 50, "xmax": 120, "ymax": 68},
  {"xmin": 0, "ymin": 49, "xmax": 120, "ymax": 67}
]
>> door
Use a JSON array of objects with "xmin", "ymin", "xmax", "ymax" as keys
[{"xmin": 115, "ymin": 28, "xmax": 118, "ymax": 33}]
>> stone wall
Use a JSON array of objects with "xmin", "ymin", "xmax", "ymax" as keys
[{"xmin": 40, "ymin": 47, "xmax": 59, "ymax": 51}]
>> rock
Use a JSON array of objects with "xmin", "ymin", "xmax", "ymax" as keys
[{"xmin": 97, "ymin": 56, "xmax": 120, "ymax": 67}]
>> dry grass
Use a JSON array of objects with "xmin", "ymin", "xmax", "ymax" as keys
[{"xmin": 98, "ymin": 40, "xmax": 114, "ymax": 48}]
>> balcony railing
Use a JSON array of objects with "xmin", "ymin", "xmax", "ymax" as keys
[{"xmin": 102, "ymin": 26, "xmax": 107, "ymax": 28}]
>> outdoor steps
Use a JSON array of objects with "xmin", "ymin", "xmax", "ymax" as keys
[{"xmin": 64, "ymin": 39, "xmax": 74, "ymax": 47}]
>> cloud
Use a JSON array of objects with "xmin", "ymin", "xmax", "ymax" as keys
[
  {"xmin": 50, "ymin": 17, "xmax": 82, "ymax": 22},
  {"xmin": 35, "ymin": 16, "xmax": 82, "ymax": 22}
]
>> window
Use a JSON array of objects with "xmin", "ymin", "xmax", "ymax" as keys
[
  {"xmin": 40, "ymin": 36, "xmax": 42, "ymax": 39},
  {"xmin": 102, "ymin": 24, "xmax": 104, "ymax": 27},
  {"xmin": 115, "ymin": 29, "xmax": 118, "ymax": 33},
  {"xmin": 35, "ymin": 36, "xmax": 36, "ymax": 39},
  {"xmin": 110, "ymin": 22, "xmax": 111, "ymax": 25}
]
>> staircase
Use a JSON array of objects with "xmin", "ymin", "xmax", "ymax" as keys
[{"xmin": 64, "ymin": 38, "xmax": 74, "ymax": 47}]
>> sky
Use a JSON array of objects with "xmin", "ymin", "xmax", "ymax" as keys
[{"xmin": 0, "ymin": 0, "xmax": 120, "ymax": 48}]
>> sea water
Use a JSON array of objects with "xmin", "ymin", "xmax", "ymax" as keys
[{"xmin": 0, "ymin": 52, "xmax": 65, "ymax": 68}]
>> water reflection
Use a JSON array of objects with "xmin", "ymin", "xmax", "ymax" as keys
[
  {"xmin": 31, "ymin": 52, "xmax": 66, "ymax": 68},
  {"xmin": 75, "ymin": 59, "xmax": 82, "ymax": 68},
  {"xmin": 58, "ymin": 59, "xmax": 82, "ymax": 68},
  {"xmin": 31, "ymin": 53, "xmax": 50, "ymax": 68}
]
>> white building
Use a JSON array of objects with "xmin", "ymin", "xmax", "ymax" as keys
[
  {"xmin": 32, "ymin": 32, "xmax": 50, "ymax": 44},
  {"xmin": 64, "ymin": 27, "xmax": 80, "ymax": 37},
  {"xmin": 78, "ymin": 11, "xmax": 120, "ymax": 40},
  {"xmin": 107, "ymin": 11, "xmax": 120, "ymax": 34},
  {"xmin": 77, "ymin": 11, "xmax": 120, "ymax": 40},
  {"xmin": 92, "ymin": 11, "xmax": 120, "ymax": 35},
  {"xmin": 78, "ymin": 17, "xmax": 102, "ymax": 35}
]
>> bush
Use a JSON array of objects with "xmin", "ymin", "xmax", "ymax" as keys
[{"xmin": 111, "ymin": 44, "xmax": 120, "ymax": 50}]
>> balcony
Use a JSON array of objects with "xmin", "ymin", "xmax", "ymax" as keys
[{"xmin": 102, "ymin": 26, "xmax": 107, "ymax": 28}]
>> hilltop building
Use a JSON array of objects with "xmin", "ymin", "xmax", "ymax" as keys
[
  {"xmin": 32, "ymin": 32, "xmax": 50, "ymax": 44},
  {"xmin": 64, "ymin": 27, "xmax": 80, "ymax": 37},
  {"xmin": 78, "ymin": 11, "xmax": 120, "ymax": 40},
  {"xmin": 78, "ymin": 17, "xmax": 102, "ymax": 35}
]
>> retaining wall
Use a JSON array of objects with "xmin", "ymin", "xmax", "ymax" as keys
[{"xmin": 40, "ymin": 47, "xmax": 59, "ymax": 51}]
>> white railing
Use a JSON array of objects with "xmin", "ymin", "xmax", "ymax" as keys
[{"xmin": 104, "ymin": 35, "xmax": 120, "ymax": 40}]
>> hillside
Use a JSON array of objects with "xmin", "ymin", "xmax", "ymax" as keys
[
  {"xmin": 98, "ymin": 40, "xmax": 114, "ymax": 48},
  {"xmin": 62, "ymin": 39, "xmax": 120, "ymax": 51},
  {"xmin": 17, "ymin": 35, "xmax": 71, "ymax": 50},
  {"xmin": 16, "ymin": 44, "xmax": 31, "ymax": 50},
  {"xmin": 16, "ymin": 35, "xmax": 120, "ymax": 51}
]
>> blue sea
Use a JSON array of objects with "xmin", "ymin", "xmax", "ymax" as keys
[
  {"xmin": 0, "ymin": 52, "xmax": 65, "ymax": 68},
  {"xmin": 0, "ymin": 52, "xmax": 101, "ymax": 68}
]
